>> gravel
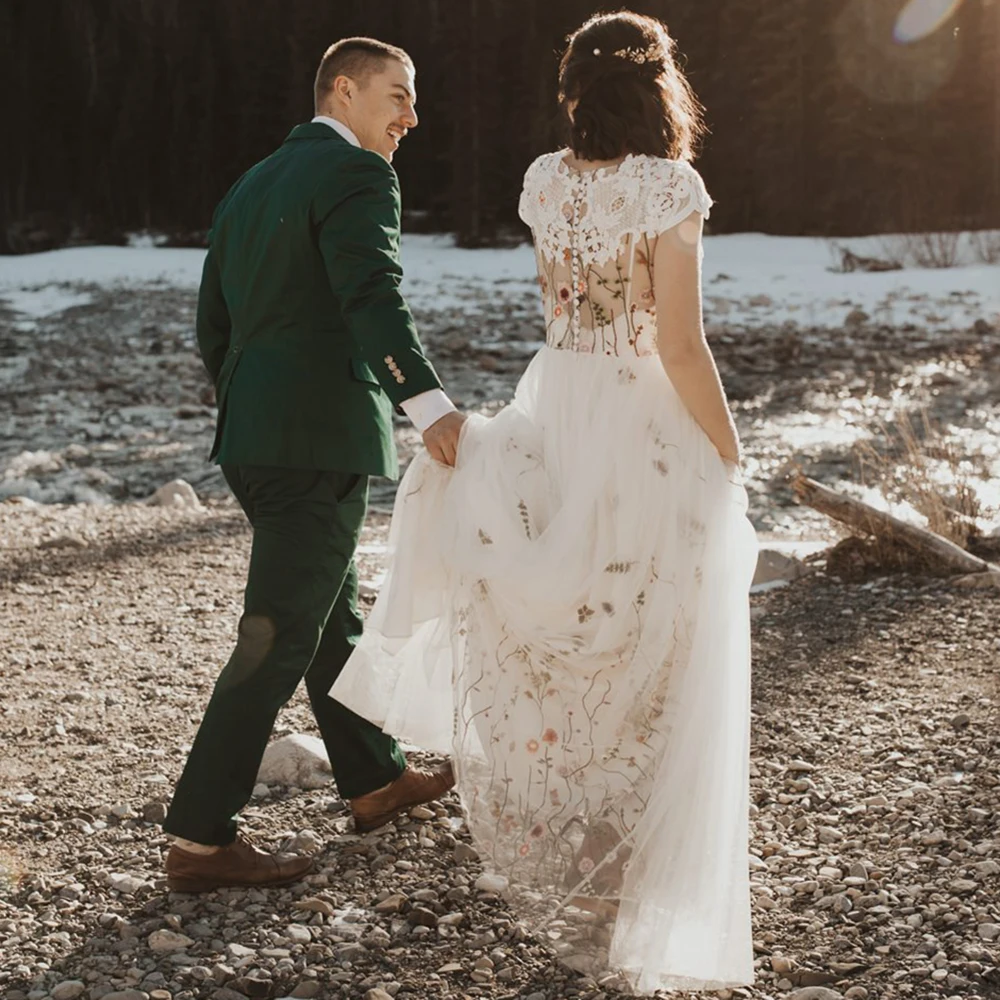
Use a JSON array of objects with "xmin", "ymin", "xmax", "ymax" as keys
[
  {"xmin": 1, "ymin": 500, "xmax": 997, "ymax": 999},
  {"xmin": 1, "ymin": 286, "xmax": 997, "ymax": 998}
]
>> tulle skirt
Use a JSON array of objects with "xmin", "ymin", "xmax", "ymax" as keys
[{"xmin": 331, "ymin": 345, "xmax": 757, "ymax": 994}]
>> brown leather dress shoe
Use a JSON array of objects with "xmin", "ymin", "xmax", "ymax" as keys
[
  {"xmin": 563, "ymin": 819, "xmax": 630, "ymax": 919},
  {"xmin": 350, "ymin": 761, "xmax": 455, "ymax": 833},
  {"xmin": 165, "ymin": 833, "xmax": 314, "ymax": 892}
]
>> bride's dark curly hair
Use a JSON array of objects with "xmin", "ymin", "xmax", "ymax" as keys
[{"xmin": 558, "ymin": 11, "xmax": 706, "ymax": 163}]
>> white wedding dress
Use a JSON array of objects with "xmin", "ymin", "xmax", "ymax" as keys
[{"xmin": 331, "ymin": 151, "xmax": 757, "ymax": 994}]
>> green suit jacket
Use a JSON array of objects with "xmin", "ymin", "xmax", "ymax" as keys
[{"xmin": 195, "ymin": 122, "xmax": 442, "ymax": 479}]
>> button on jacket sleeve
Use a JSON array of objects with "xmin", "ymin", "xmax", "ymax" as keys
[{"xmin": 314, "ymin": 152, "xmax": 442, "ymax": 408}]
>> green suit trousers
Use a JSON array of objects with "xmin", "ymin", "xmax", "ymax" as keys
[{"xmin": 163, "ymin": 465, "xmax": 405, "ymax": 845}]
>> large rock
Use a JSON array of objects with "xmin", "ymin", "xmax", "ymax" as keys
[
  {"xmin": 148, "ymin": 928, "xmax": 194, "ymax": 953},
  {"xmin": 788, "ymin": 989, "xmax": 843, "ymax": 1000},
  {"xmin": 288, "ymin": 983, "xmax": 322, "ymax": 1000},
  {"xmin": 257, "ymin": 734, "xmax": 332, "ymax": 790},
  {"xmin": 51, "ymin": 983, "xmax": 85, "ymax": 1000},
  {"xmin": 108, "ymin": 872, "xmax": 145, "ymax": 895},
  {"xmin": 147, "ymin": 478, "xmax": 203, "ymax": 510},
  {"xmin": 753, "ymin": 547, "xmax": 810, "ymax": 587},
  {"xmin": 231, "ymin": 976, "xmax": 272, "ymax": 999},
  {"xmin": 283, "ymin": 830, "xmax": 322, "ymax": 854},
  {"xmin": 474, "ymin": 873, "xmax": 509, "ymax": 894}
]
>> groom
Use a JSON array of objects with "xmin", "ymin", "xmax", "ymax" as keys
[{"xmin": 162, "ymin": 37, "xmax": 465, "ymax": 891}]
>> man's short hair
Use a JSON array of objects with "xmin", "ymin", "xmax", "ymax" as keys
[{"xmin": 314, "ymin": 37, "xmax": 413, "ymax": 109}]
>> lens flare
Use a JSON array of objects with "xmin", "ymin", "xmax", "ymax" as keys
[{"xmin": 893, "ymin": 0, "xmax": 963, "ymax": 44}]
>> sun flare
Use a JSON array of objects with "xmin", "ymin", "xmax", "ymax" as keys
[{"xmin": 893, "ymin": 0, "xmax": 964, "ymax": 44}]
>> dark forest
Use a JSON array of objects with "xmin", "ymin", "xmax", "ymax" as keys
[{"xmin": 2, "ymin": 0, "xmax": 998, "ymax": 250}]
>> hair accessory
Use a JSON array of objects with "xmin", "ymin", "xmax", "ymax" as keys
[
  {"xmin": 612, "ymin": 44, "xmax": 660, "ymax": 65},
  {"xmin": 593, "ymin": 47, "xmax": 601, "ymax": 56}
]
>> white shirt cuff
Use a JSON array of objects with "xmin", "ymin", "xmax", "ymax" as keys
[{"xmin": 399, "ymin": 388, "xmax": 457, "ymax": 432}]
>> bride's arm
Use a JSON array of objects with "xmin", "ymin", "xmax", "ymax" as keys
[{"xmin": 653, "ymin": 212, "xmax": 741, "ymax": 466}]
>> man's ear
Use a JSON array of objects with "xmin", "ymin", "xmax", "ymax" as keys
[{"xmin": 332, "ymin": 75, "xmax": 353, "ymax": 105}]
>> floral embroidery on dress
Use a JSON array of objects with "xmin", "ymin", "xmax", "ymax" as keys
[{"xmin": 518, "ymin": 151, "xmax": 711, "ymax": 359}]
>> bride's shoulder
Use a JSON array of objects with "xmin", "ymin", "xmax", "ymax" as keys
[
  {"xmin": 635, "ymin": 156, "xmax": 712, "ymax": 218},
  {"xmin": 635, "ymin": 155, "xmax": 704, "ymax": 185},
  {"xmin": 522, "ymin": 149, "xmax": 566, "ymax": 182}
]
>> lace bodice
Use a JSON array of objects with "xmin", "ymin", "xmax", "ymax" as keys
[{"xmin": 518, "ymin": 151, "xmax": 711, "ymax": 357}]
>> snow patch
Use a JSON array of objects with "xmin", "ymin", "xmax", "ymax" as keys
[
  {"xmin": 0, "ymin": 285, "xmax": 93, "ymax": 319},
  {"xmin": 0, "ymin": 247, "xmax": 204, "ymax": 291},
  {"xmin": 1, "ymin": 232, "xmax": 996, "ymax": 332}
]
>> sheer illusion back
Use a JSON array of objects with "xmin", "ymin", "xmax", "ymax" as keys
[{"xmin": 518, "ymin": 151, "xmax": 712, "ymax": 357}]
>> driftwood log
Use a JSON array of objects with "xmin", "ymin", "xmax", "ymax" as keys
[
  {"xmin": 791, "ymin": 473, "xmax": 1000, "ymax": 583},
  {"xmin": 835, "ymin": 245, "xmax": 902, "ymax": 273}
]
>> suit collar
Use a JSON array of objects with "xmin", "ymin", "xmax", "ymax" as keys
[
  {"xmin": 284, "ymin": 122, "xmax": 351, "ymax": 144},
  {"xmin": 311, "ymin": 115, "xmax": 361, "ymax": 147}
]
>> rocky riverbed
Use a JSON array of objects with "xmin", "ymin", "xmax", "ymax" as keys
[
  {"xmin": 0, "ymin": 501, "xmax": 997, "ymax": 1000},
  {"xmin": 2, "ymin": 281, "xmax": 999, "ymax": 533},
  {"xmin": 1, "ymin": 278, "xmax": 998, "ymax": 999}
]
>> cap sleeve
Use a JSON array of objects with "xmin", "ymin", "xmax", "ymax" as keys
[
  {"xmin": 517, "ymin": 154, "xmax": 548, "ymax": 230},
  {"xmin": 645, "ymin": 160, "xmax": 712, "ymax": 236}
]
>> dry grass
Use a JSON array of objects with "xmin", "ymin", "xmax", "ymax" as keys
[
  {"xmin": 856, "ymin": 409, "xmax": 982, "ymax": 548},
  {"xmin": 828, "ymin": 230, "xmax": 972, "ymax": 274},
  {"xmin": 969, "ymin": 229, "xmax": 1000, "ymax": 265},
  {"xmin": 875, "ymin": 233, "xmax": 963, "ymax": 269},
  {"xmin": 819, "ymin": 409, "xmax": 988, "ymax": 580},
  {"xmin": 904, "ymin": 231, "xmax": 962, "ymax": 269},
  {"xmin": 831, "ymin": 228, "xmax": 1000, "ymax": 273}
]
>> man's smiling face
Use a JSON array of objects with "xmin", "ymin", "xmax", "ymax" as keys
[{"xmin": 343, "ymin": 58, "xmax": 418, "ymax": 162}]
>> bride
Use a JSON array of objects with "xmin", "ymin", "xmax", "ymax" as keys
[{"xmin": 331, "ymin": 10, "xmax": 757, "ymax": 994}]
